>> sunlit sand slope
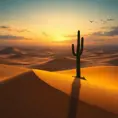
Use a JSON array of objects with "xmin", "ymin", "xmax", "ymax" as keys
[
  {"xmin": 57, "ymin": 66, "xmax": 118, "ymax": 88},
  {"xmin": 57, "ymin": 66, "xmax": 118, "ymax": 114},
  {"xmin": 1, "ymin": 69, "xmax": 118, "ymax": 118}
]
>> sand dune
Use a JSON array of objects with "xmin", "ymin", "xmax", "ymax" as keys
[
  {"xmin": 107, "ymin": 58, "xmax": 118, "ymax": 66},
  {"xmin": 0, "ymin": 47, "xmax": 25, "ymax": 55},
  {"xmin": 9, "ymin": 53, "xmax": 25, "ymax": 59},
  {"xmin": 0, "ymin": 46, "xmax": 117, "ymax": 68},
  {"xmin": 0, "ymin": 64, "xmax": 29, "ymax": 81},
  {"xmin": 30, "ymin": 57, "xmax": 76, "ymax": 71},
  {"xmin": 1, "ymin": 65, "xmax": 118, "ymax": 118},
  {"xmin": 1, "ymin": 68, "xmax": 118, "ymax": 118},
  {"xmin": 30, "ymin": 57, "xmax": 87, "ymax": 71},
  {"xmin": 0, "ymin": 47, "xmax": 26, "ymax": 60}
]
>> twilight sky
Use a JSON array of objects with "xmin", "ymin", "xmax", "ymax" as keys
[{"xmin": 0, "ymin": 0, "xmax": 118, "ymax": 46}]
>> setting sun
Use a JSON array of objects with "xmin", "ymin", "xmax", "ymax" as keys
[{"xmin": 53, "ymin": 34, "xmax": 67, "ymax": 42}]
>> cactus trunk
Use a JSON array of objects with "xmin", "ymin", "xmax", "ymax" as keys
[
  {"xmin": 72, "ymin": 30, "xmax": 84, "ymax": 78},
  {"xmin": 76, "ymin": 31, "xmax": 81, "ymax": 78},
  {"xmin": 76, "ymin": 53, "xmax": 80, "ymax": 78}
]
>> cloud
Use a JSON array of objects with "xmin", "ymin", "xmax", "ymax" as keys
[
  {"xmin": 0, "ymin": 26, "xmax": 11, "ymax": 31},
  {"xmin": 42, "ymin": 32, "xmax": 49, "ymax": 37},
  {"xmin": 100, "ymin": 18, "xmax": 115, "ymax": 24},
  {"xmin": 17, "ymin": 29, "xmax": 30, "ymax": 33},
  {"xmin": 0, "ymin": 25, "xmax": 30, "ymax": 33},
  {"xmin": 107, "ymin": 18, "xmax": 114, "ymax": 21},
  {"xmin": 89, "ymin": 18, "xmax": 114, "ymax": 25},
  {"xmin": 105, "ymin": 26, "xmax": 118, "ymax": 36},
  {"xmin": 89, "ymin": 20, "xmax": 98, "ymax": 24},
  {"xmin": 0, "ymin": 35, "xmax": 29, "ymax": 40},
  {"xmin": 92, "ymin": 26, "xmax": 118, "ymax": 36},
  {"xmin": 101, "ymin": 19, "xmax": 107, "ymax": 24},
  {"xmin": 100, "ymin": 26, "xmax": 110, "ymax": 29},
  {"xmin": 64, "ymin": 34, "xmax": 76, "ymax": 38},
  {"xmin": 92, "ymin": 31, "xmax": 104, "ymax": 36},
  {"xmin": 89, "ymin": 20, "xmax": 94, "ymax": 23},
  {"xmin": 0, "ymin": 26, "xmax": 10, "ymax": 29}
]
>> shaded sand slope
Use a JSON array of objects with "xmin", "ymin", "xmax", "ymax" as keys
[
  {"xmin": 1, "ymin": 69, "xmax": 118, "ymax": 118},
  {"xmin": 0, "ymin": 71, "xmax": 69, "ymax": 118},
  {"xmin": 0, "ymin": 64, "xmax": 29, "ymax": 82}
]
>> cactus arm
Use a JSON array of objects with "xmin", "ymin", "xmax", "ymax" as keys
[
  {"xmin": 72, "ymin": 44, "xmax": 77, "ymax": 56},
  {"xmin": 79, "ymin": 37, "xmax": 84, "ymax": 55}
]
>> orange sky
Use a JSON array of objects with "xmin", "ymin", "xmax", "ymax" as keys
[{"xmin": 0, "ymin": 0, "xmax": 118, "ymax": 46}]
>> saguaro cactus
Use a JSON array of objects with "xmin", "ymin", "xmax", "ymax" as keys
[{"xmin": 72, "ymin": 30, "xmax": 84, "ymax": 78}]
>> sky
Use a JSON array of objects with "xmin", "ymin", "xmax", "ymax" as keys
[{"xmin": 0, "ymin": 0, "xmax": 118, "ymax": 46}]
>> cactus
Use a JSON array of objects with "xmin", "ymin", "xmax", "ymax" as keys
[{"xmin": 72, "ymin": 30, "xmax": 84, "ymax": 78}]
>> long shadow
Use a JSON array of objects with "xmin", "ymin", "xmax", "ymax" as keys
[{"xmin": 67, "ymin": 78, "xmax": 81, "ymax": 118}]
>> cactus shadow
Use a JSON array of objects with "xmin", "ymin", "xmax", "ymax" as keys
[{"xmin": 67, "ymin": 78, "xmax": 81, "ymax": 118}]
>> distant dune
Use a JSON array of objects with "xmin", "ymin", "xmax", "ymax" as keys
[
  {"xmin": 9, "ymin": 53, "xmax": 25, "ymax": 59},
  {"xmin": 30, "ymin": 57, "xmax": 76, "ymax": 71},
  {"xmin": 0, "ymin": 46, "xmax": 117, "ymax": 68},
  {"xmin": 106, "ymin": 58, "xmax": 118, "ymax": 66},
  {"xmin": 0, "ymin": 47, "xmax": 25, "ymax": 55},
  {"xmin": 30, "ymin": 57, "xmax": 88, "ymax": 71}
]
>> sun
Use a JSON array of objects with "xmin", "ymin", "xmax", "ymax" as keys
[{"xmin": 53, "ymin": 34, "xmax": 67, "ymax": 42}]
